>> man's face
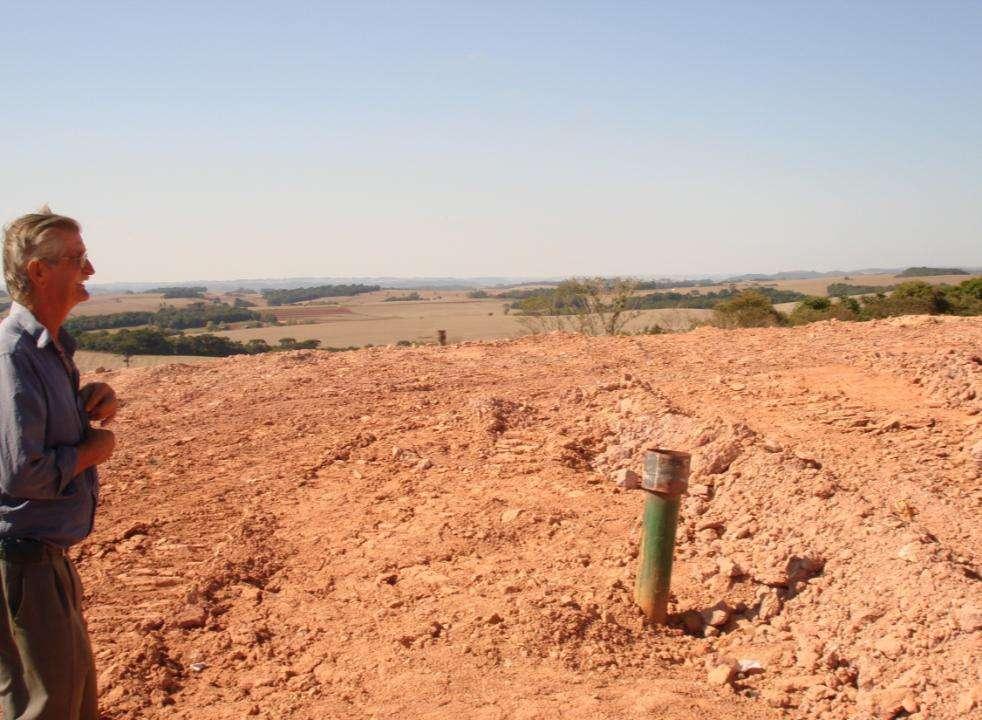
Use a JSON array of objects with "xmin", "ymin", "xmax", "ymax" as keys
[{"xmin": 40, "ymin": 229, "xmax": 96, "ymax": 314}]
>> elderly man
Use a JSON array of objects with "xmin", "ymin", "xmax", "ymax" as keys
[{"xmin": 0, "ymin": 207, "xmax": 117, "ymax": 720}]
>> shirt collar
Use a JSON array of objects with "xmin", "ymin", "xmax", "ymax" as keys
[{"xmin": 8, "ymin": 302, "xmax": 77, "ymax": 354}]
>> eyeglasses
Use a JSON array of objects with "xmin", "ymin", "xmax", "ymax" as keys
[{"xmin": 58, "ymin": 251, "xmax": 89, "ymax": 268}]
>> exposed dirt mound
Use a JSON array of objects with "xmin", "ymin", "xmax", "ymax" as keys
[{"xmin": 76, "ymin": 316, "xmax": 981, "ymax": 719}]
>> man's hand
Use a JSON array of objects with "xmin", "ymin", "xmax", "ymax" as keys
[
  {"xmin": 79, "ymin": 382, "xmax": 118, "ymax": 425},
  {"xmin": 73, "ymin": 428, "xmax": 116, "ymax": 476}
]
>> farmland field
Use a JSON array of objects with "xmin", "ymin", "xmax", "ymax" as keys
[
  {"xmin": 206, "ymin": 296, "xmax": 710, "ymax": 348},
  {"xmin": 64, "ymin": 272, "xmax": 976, "ymax": 361},
  {"xmin": 71, "ymin": 293, "xmax": 203, "ymax": 315},
  {"xmin": 73, "ymin": 350, "xmax": 220, "ymax": 372}
]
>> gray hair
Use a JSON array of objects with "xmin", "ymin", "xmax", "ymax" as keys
[{"xmin": 2, "ymin": 205, "xmax": 80, "ymax": 304}]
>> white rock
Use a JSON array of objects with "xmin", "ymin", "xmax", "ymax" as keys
[
  {"xmin": 736, "ymin": 658, "xmax": 764, "ymax": 674},
  {"xmin": 500, "ymin": 508, "xmax": 521, "ymax": 523},
  {"xmin": 611, "ymin": 468, "xmax": 641, "ymax": 490}
]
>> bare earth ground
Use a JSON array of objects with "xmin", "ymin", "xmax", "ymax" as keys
[{"xmin": 76, "ymin": 316, "xmax": 981, "ymax": 719}]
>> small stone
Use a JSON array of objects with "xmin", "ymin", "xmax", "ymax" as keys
[
  {"xmin": 955, "ymin": 605, "xmax": 981, "ymax": 632},
  {"xmin": 873, "ymin": 687, "xmax": 908, "ymax": 719},
  {"xmin": 189, "ymin": 662, "xmax": 208, "ymax": 672},
  {"xmin": 415, "ymin": 458, "xmax": 433, "ymax": 471},
  {"xmin": 756, "ymin": 589, "xmax": 784, "ymax": 623},
  {"xmin": 702, "ymin": 601, "xmax": 731, "ymax": 628},
  {"xmin": 680, "ymin": 610, "xmax": 704, "ymax": 635},
  {"xmin": 762, "ymin": 689, "xmax": 789, "ymax": 708},
  {"xmin": 874, "ymin": 635, "xmax": 903, "ymax": 659},
  {"xmin": 689, "ymin": 483, "xmax": 712, "ymax": 499},
  {"xmin": 717, "ymin": 557, "xmax": 743, "ymax": 579},
  {"xmin": 500, "ymin": 508, "xmax": 520, "ymax": 523},
  {"xmin": 611, "ymin": 468, "xmax": 640, "ymax": 490},
  {"xmin": 174, "ymin": 606, "xmax": 207, "ymax": 630},
  {"xmin": 897, "ymin": 543, "xmax": 921, "ymax": 562},
  {"xmin": 762, "ymin": 437, "xmax": 783, "ymax": 453},
  {"xmin": 736, "ymin": 658, "xmax": 764, "ymax": 674},
  {"xmin": 794, "ymin": 452, "xmax": 822, "ymax": 469},
  {"xmin": 486, "ymin": 612, "xmax": 504, "ymax": 625},
  {"xmin": 137, "ymin": 617, "xmax": 164, "ymax": 633},
  {"xmin": 708, "ymin": 663, "xmax": 735, "ymax": 686},
  {"xmin": 804, "ymin": 684, "xmax": 836, "ymax": 702},
  {"xmin": 880, "ymin": 417, "xmax": 903, "ymax": 432},
  {"xmin": 956, "ymin": 684, "xmax": 981, "ymax": 713},
  {"xmin": 901, "ymin": 694, "xmax": 918, "ymax": 714},
  {"xmin": 696, "ymin": 519, "xmax": 725, "ymax": 532},
  {"xmin": 970, "ymin": 440, "xmax": 982, "ymax": 470}
]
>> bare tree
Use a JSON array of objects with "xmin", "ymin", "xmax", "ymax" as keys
[{"xmin": 514, "ymin": 277, "xmax": 642, "ymax": 336}]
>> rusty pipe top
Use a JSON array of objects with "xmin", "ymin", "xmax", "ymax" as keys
[{"xmin": 641, "ymin": 448, "xmax": 690, "ymax": 496}]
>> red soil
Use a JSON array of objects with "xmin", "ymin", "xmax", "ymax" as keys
[{"xmin": 76, "ymin": 315, "xmax": 981, "ymax": 719}]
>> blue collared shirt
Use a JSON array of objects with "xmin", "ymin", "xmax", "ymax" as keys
[{"xmin": 0, "ymin": 303, "xmax": 98, "ymax": 547}]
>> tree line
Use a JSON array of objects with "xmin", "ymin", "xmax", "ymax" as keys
[
  {"xmin": 75, "ymin": 327, "xmax": 355, "ymax": 357},
  {"xmin": 896, "ymin": 267, "xmax": 968, "ymax": 277},
  {"xmin": 716, "ymin": 278, "xmax": 982, "ymax": 328},
  {"xmin": 507, "ymin": 285, "xmax": 807, "ymax": 314},
  {"xmin": 65, "ymin": 302, "xmax": 268, "ymax": 333},
  {"xmin": 261, "ymin": 284, "xmax": 380, "ymax": 305},
  {"xmin": 500, "ymin": 276, "xmax": 981, "ymax": 336},
  {"xmin": 144, "ymin": 286, "xmax": 207, "ymax": 298}
]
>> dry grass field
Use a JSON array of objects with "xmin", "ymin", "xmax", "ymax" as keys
[
  {"xmin": 73, "ymin": 350, "xmax": 220, "ymax": 372},
  {"xmin": 71, "ymin": 293, "xmax": 203, "ymax": 315}
]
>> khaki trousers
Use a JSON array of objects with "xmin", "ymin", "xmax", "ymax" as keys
[{"xmin": 0, "ymin": 545, "xmax": 97, "ymax": 720}]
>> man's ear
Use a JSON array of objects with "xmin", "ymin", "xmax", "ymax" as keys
[{"xmin": 25, "ymin": 258, "xmax": 49, "ymax": 290}]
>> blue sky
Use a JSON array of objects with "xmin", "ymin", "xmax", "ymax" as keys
[{"xmin": 1, "ymin": 1, "xmax": 979, "ymax": 282}]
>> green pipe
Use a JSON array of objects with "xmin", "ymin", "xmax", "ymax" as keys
[
  {"xmin": 634, "ymin": 449, "xmax": 690, "ymax": 624},
  {"xmin": 635, "ymin": 492, "xmax": 681, "ymax": 623}
]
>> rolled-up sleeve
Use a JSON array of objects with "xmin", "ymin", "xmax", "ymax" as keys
[{"xmin": 0, "ymin": 352, "xmax": 78, "ymax": 499}]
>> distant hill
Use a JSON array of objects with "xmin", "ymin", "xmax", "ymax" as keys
[
  {"xmin": 896, "ymin": 267, "xmax": 968, "ymax": 277},
  {"xmin": 724, "ymin": 270, "xmax": 846, "ymax": 281},
  {"xmin": 87, "ymin": 277, "xmax": 565, "ymax": 294},
  {"xmin": 83, "ymin": 267, "xmax": 982, "ymax": 295}
]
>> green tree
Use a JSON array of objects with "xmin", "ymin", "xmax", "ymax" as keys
[{"xmin": 713, "ymin": 290, "xmax": 786, "ymax": 328}]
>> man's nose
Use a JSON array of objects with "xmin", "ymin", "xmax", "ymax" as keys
[{"xmin": 83, "ymin": 259, "xmax": 95, "ymax": 276}]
